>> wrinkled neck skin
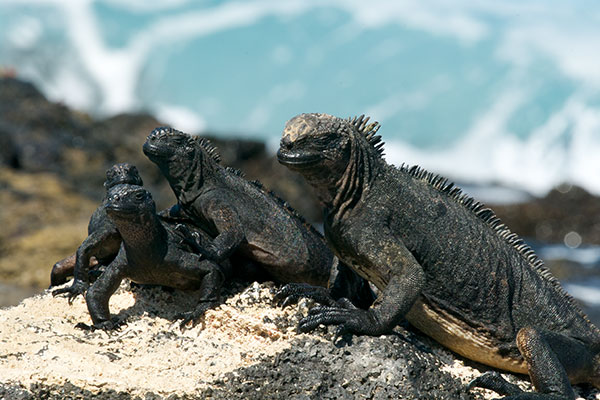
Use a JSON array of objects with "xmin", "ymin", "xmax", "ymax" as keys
[
  {"xmin": 327, "ymin": 136, "xmax": 383, "ymax": 224},
  {"xmin": 113, "ymin": 211, "xmax": 167, "ymax": 260},
  {"xmin": 159, "ymin": 150, "xmax": 219, "ymax": 205}
]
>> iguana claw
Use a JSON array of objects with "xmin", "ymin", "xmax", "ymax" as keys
[
  {"xmin": 274, "ymin": 283, "xmax": 338, "ymax": 308},
  {"xmin": 298, "ymin": 305, "xmax": 385, "ymax": 336},
  {"xmin": 75, "ymin": 317, "xmax": 125, "ymax": 332},
  {"xmin": 468, "ymin": 371, "xmax": 523, "ymax": 396},
  {"xmin": 177, "ymin": 301, "xmax": 219, "ymax": 330},
  {"xmin": 52, "ymin": 281, "xmax": 88, "ymax": 304}
]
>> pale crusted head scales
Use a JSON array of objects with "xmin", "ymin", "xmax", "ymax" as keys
[
  {"xmin": 282, "ymin": 113, "xmax": 340, "ymax": 142},
  {"xmin": 283, "ymin": 113, "xmax": 384, "ymax": 157}
]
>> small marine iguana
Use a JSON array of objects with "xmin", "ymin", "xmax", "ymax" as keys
[
  {"xmin": 51, "ymin": 163, "xmax": 143, "ymax": 294},
  {"xmin": 276, "ymin": 113, "xmax": 600, "ymax": 400},
  {"xmin": 143, "ymin": 127, "xmax": 374, "ymax": 308},
  {"xmin": 84, "ymin": 184, "xmax": 229, "ymax": 330}
]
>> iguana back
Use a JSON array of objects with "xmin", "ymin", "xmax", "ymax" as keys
[{"xmin": 143, "ymin": 127, "xmax": 340, "ymax": 286}]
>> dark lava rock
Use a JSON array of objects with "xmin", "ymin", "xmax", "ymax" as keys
[
  {"xmin": 492, "ymin": 185, "xmax": 600, "ymax": 245},
  {"xmin": 203, "ymin": 330, "xmax": 480, "ymax": 400},
  {"xmin": 0, "ymin": 77, "xmax": 321, "ymax": 219}
]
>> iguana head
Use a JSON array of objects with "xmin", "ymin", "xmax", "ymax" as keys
[
  {"xmin": 143, "ymin": 127, "xmax": 199, "ymax": 164},
  {"xmin": 143, "ymin": 127, "xmax": 221, "ymax": 198},
  {"xmin": 105, "ymin": 184, "xmax": 156, "ymax": 221},
  {"xmin": 104, "ymin": 163, "xmax": 143, "ymax": 190},
  {"xmin": 277, "ymin": 113, "xmax": 383, "ymax": 206}
]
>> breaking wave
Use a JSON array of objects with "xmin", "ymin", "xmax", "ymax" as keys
[{"xmin": 1, "ymin": 0, "xmax": 600, "ymax": 196}]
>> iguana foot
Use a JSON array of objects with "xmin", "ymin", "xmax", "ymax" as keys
[
  {"xmin": 468, "ymin": 371, "xmax": 523, "ymax": 396},
  {"xmin": 274, "ymin": 283, "xmax": 338, "ymax": 308},
  {"xmin": 177, "ymin": 301, "xmax": 219, "ymax": 330},
  {"xmin": 75, "ymin": 318, "xmax": 125, "ymax": 332},
  {"xmin": 175, "ymin": 223, "xmax": 201, "ymax": 247},
  {"xmin": 174, "ymin": 223, "xmax": 193, "ymax": 241},
  {"xmin": 298, "ymin": 305, "xmax": 388, "ymax": 337},
  {"xmin": 468, "ymin": 372, "xmax": 571, "ymax": 399},
  {"xmin": 52, "ymin": 281, "xmax": 88, "ymax": 304}
]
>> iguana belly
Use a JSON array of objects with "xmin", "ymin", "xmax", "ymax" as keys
[{"xmin": 405, "ymin": 297, "xmax": 528, "ymax": 374}]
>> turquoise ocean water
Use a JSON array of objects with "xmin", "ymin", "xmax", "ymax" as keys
[{"xmin": 1, "ymin": 0, "xmax": 600, "ymax": 197}]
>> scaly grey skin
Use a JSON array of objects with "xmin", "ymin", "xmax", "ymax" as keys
[
  {"xmin": 276, "ymin": 113, "xmax": 600, "ymax": 400},
  {"xmin": 52, "ymin": 163, "xmax": 144, "ymax": 297},
  {"xmin": 84, "ymin": 184, "xmax": 230, "ymax": 331},
  {"xmin": 143, "ymin": 127, "xmax": 374, "ymax": 309}
]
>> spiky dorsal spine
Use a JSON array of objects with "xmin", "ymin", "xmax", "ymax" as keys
[
  {"xmin": 226, "ymin": 167, "xmax": 245, "ymax": 177},
  {"xmin": 348, "ymin": 114, "xmax": 384, "ymax": 156},
  {"xmin": 194, "ymin": 137, "xmax": 222, "ymax": 164},
  {"xmin": 400, "ymin": 164, "xmax": 594, "ymax": 325}
]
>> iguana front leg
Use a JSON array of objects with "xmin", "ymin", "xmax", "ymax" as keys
[
  {"xmin": 182, "ymin": 195, "xmax": 245, "ymax": 263},
  {"xmin": 298, "ymin": 229, "xmax": 425, "ymax": 336},
  {"xmin": 83, "ymin": 249, "xmax": 127, "ymax": 330},
  {"xmin": 275, "ymin": 262, "xmax": 375, "ymax": 309}
]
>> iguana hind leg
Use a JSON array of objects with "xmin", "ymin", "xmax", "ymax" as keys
[
  {"xmin": 472, "ymin": 327, "xmax": 596, "ymax": 399},
  {"xmin": 165, "ymin": 252, "xmax": 228, "ymax": 329},
  {"xmin": 50, "ymin": 254, "xmax": 76, "ymax": 287},
  {"xmin": 517, "ymin": 327, "xmax": 596, "ymax": 400}
]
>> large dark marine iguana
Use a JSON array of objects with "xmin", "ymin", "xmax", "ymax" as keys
[
  {"xmin": 83, "ymin": 184, "xmax": 230, "ymax": 330},
  {"xmin": 276, "ymin": 113, "xmax": 600, "ymax": 400},
  {"xmin": 142, "ymin": 127, "xmax": 374, "ymax": 308},
  {"xmin": 51, "ymin": 163, "xmax": 144, "ymax": 293}
]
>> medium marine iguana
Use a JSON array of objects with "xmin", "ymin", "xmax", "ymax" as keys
[
  {"xmin": 142, "ymin": 127, "xmax": 374, "ymax": 308},
  {"xmin": 276, "ymin": 113, "xmax": 600, "ymax": 400},
  {"xmin": 84, "ymin": 184, "xmax": 230, "ymax": 330},
  {"xmin": 51, "ymin": 163, "xmax": 144, "ymax": 294}
]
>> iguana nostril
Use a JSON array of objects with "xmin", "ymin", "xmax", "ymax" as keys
[{"xmin": 281, "ymin": 136, "xmax": 294, "ymax": 150}]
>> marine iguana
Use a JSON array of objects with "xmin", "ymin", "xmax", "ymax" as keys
[
  {"xmin": 51, "ymin": 163, "xmax": 143, "ymax": 293},
  {"xmin": 84, "ymin": 184, "xmax": 230, "ymax": 330},
  {"xmin": 142, "ymin": 127, "xmax": 374, "ymax": 308},
  {"xmin": 276, "ymin": 113, "xmax": 600, "ymax": 400}
]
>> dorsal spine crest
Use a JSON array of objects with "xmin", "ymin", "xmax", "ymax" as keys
[
  {"xmin": 399, "ymin": 163, "xmax": 591, "ymax": 324},
  {"xmin": 347, "ymin": 114, "xmax": 384, "ymax": 156},
  {"xmin": 195, "ymin": 137, "xmax": 222, "ymax": 164}
]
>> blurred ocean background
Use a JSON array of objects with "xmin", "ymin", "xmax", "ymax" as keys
[
  {"xmin": 2, "ymin": 0, "xmax": 600, "ymax": 197},
  {"xmin": 2, "ymin": 0, "xmax": 600, "ymax": 314}
]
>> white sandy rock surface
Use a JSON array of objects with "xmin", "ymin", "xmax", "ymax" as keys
[{"xmin": 0, "ymin": 280, "xmax": 598, "ymax": 400}]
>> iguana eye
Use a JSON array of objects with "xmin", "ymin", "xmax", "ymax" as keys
[{"xmin": 135, "ymin": 192, "xmax": 145, "ymax": 201}]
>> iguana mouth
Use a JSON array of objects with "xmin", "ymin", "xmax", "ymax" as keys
[
  {"xmin": 105, "ymin": 203, "xmax": 139, "ymax": 217},
  {"xmin": 276, "ymin": 149, "xmax": 322, "ymax": 167},
  {"xmin": 142, "ymin": 142, "xmax": 170, "ymax": 159}
]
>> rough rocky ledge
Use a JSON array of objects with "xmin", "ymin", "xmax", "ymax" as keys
[{"xmin": 2, "ymin": 281, "xmax": 599, "ymax": 400}]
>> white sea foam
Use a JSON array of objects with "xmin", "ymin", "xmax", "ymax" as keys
[
  {"xmin": 382, "ymin": 89, "xmax": 600, "ymax": 196},
  {"xmin": 564, "ymin": 279, "xmax": 600, "ymax": 306},
  {"xmin": 153, "ymin": 104, "xmax": 207, "ymax": 134},
  {"xmin": 2, "ymin": 0, "xmax": 600, "ymax": 197},
  {"xmin": 3, "ymin": 0, "xmax": 318, "ymax": 114},
  {"xmin": 539, "ymin": 244, "xmax": 600, "ymax": 266},
  {"xmin": 332, "ymin": 0, "xmax": 489, "ymax": 44}
]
